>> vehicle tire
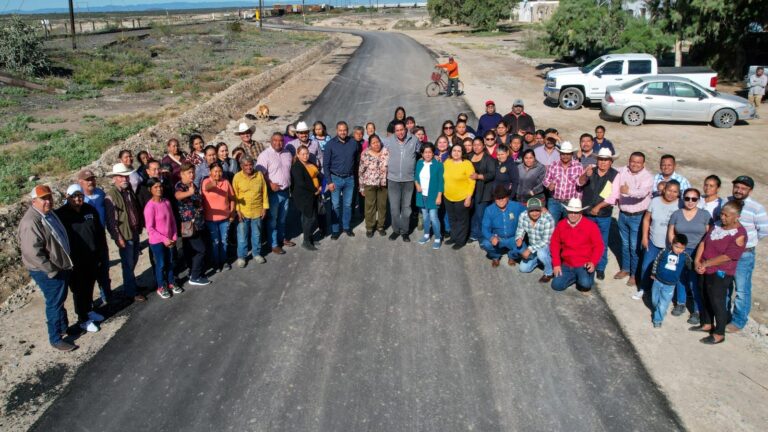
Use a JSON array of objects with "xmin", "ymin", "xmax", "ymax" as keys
[
  {"xmin": 622, "ymin": 106, "xmax": 645, "ymax": 126},
  {"xmin": 559, "ymin": 87, "xmax": 584, "ymax": 110},
  {"xmin": 712, "ymin": 108, "xmax": 737, "ymax": 128},
  {"xmin": 426, "ymin": 82, "xmax": 440, "ymax": 97}
]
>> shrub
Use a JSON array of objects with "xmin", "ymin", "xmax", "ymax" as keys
[
  {"xmin": 72, "ymin": 58, "xmax": 117, "ymax": 88},
  {"xmin": 0, "ymin": 16, "xmax": 50, "ymax": 77}
]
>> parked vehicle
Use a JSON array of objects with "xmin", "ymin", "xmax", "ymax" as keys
[
  {"xmin": 544, "ymin": 53, "xmax": 718, "ymax": 110},
  {"xmin": 601, "ymin": 76, "xmax": 755, "ymax": 128}
]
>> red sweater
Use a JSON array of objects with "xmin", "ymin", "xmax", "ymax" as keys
[{"xmin": 550, "ymin": 217, "xmax": 604, "ymax": 268}]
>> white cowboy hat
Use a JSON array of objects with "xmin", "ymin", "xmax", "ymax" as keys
[
  {"xmin": 563, "ymin": 198, "xmax": 590, "ymax": 212},
  {"xmin": 295, "ymin": 121, "xmax": 310, "ymax": 132},
  {"xmin": 596, "ymin": 147, "xmax": 618, "ymax": 159},
  {"xmin": 106, "ymin": 162, "xmax": 136, "ymax": 177},
  {"xmin": 557, "ymin": 141, "xmax": 577, "ymax": 154},
  {"xmin": 234, "ymin": 122, "xmax": 254, "ymax": 135}
]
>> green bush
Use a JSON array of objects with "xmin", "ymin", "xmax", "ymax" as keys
[
  {"xmin": 0, "ymin": 114, "xmax": 34, "ymax": 144},
  {"xmin": 0, "ymin": 86, "xmax": 29, "ymax": 96},
  {"xmin": 57, "ymin": 83, "xmax": 101, "ymax": 100},
  {"xmin": 124, "ymin": 77, "xmax": 150, "ymax": 93},
  {"xmin": 0, "ymin": 16, "xmax": 50, "ymax": 77},
  {"xmin": 72, "ymin": 58, "xmax": 117, "ymax": 88},
  {"xmin": 0, "ymin": 98, "xmax": 19, "ymax": 108}
]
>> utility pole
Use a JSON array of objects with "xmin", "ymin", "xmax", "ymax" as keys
[
  {"xmin": 259, "ymin": 0, "xmax": 263, "ymax": 29},
  {"xmin": 68, "ymin": 0, "xmax": 77, "ymax": 49},
  {"xmin": 302, "ymin": 0, "xmax": 306, "ymax": 25}
]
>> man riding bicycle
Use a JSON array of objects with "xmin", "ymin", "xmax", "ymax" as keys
[{"xmin": 436, "ymin": 57, "xmax": 460, "ymax": 97}]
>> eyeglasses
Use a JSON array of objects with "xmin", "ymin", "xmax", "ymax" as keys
[
  {"xmin": 683, "ymin": 197, "xmax": 699, "ymax": 202},
  {"xmin": 443, "ymin": 126, "xmax": 454, "ymax": 130},
  {"xmin": 484, "ymin": 138, "xmax": 495, "ymax": 141}
]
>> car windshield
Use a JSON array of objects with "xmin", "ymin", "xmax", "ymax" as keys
[
  {"xmin": 580, "ymin": 57, "xmax": 605, "ymax": 73},
  {"xmin": 619, "ymin": 78, "xmax": 644, "ymax": 90}
]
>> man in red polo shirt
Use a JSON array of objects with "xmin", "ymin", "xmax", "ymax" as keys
[{"xmin": 550, "ymin": 198, "xmax": 604, "ymax": 292}]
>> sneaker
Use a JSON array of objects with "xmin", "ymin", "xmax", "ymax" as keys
[
  {"xmin": 345, "ymin": 229, "xmax": 355, "ymax": 237},
  {"xmin": 87, "ymin": 311, "xmax": 105, "ymax": 322},
  {"xmin": 236, "ymin": 258, "xmax": 247, "ymax": 268},
  {"xmin": 302, "ymin": 242, "xmax": 318, "ymax": 251},
  {"xmin": 402, "ymin": 234, "xmax": 411, "ymax": 243},
  {"xmin": 377, "ymin": 229, "xmax": 387, "ymax": 236},
  {"xmin": 451, "ymin": 243, "xmax": 463, "ymax": 250},
  {"xmin": 631, "ymin": 289, "xmax": 644, "ymax": 300},
  {"xmin": 596, "ymin": 270, "xmax": 605, "ymax": 281},
  {"xmin": 626, "ymin": 277, "xmax": 636, "ymax": 287},
  {"xmin": 188, "ymin": 277, "xmax": 211, "ymax": 286},
  {"xmin": 253, "ymin": 255, "xmax": 266, "ymax": 264},
  {"xmin": 79, "ymin": 320, "xmax": 99, "ymax": 333},
  {"xmin": 653, "ymin": 322, "xmax": 662, "ymax": 328},
  {"xmin": 671, "ymin": 304, "xmax": 686, "ymax": 316},
  {"xmin": 388, "ymin": 232, "xmax": 399, "ymax": 241},
  {"xmin": 687, "ymin": 312, "xmax": 700, "ymax": 325},
  {"xmin": 224, "ymin": 263, "xmax": 232, "ymax": 271},
  {"xmin": 171, "ymin": 284, "xmax": 184, "ymax": 294},
  {"xmin": 366, "ymin": 230, "xmax": 374, "ymax": 238},
  {"xmin": 432, "ymin": 239, "xmax": 441, "ymax": 250},
  {"xmin": 467, "ymin": 237, "xmax": 477, "ymax": 244},
  {"xmin": 52, "ymin": 340, "xmax": 77, "ymax": 352},
  {"xmin": 418, "ymin": 235, "xmax": 430, "ymax": 245},
  {"xmin": 157, "ymin": 287, "xmax": 172, "ymax": 299}
]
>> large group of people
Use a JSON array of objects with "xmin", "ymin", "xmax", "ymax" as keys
[{"xmin": 18, "ymin": 100, "xmax": 767, "ymax": 352}]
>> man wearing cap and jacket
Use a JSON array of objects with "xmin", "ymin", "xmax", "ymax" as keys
[
  {"xmin": 18, "ymin": 185, "xmax": 76, "ymax": 351},
  {"xmin": 502, "ymin": 100, "xmax": 535, "ymax": 136},
  {"xmin": 578, "ymin": 148, "xmax": 619, "ymax": 280},
  {"xmin": 480, "ymin": 185, "xmax": 527, "ymax": 267},
  {"xmin": 476, "ymin": 100, "xmax": 503, "ymax": 137},
  {"xmin": 550, "ymin": 198, "xmax": 604, "ymax": 292},
  {"xmin": 436, "ymin": 57, "xmax": 460, "ymax": 97},
  {"xmin": 726, "ymin": 175, "xmax": 768, "ymax": 332}
]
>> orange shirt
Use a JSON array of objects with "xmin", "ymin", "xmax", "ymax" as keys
[
  {"xmin": 201, "ymin": 178, "xmax": 234, "ymax": 222},
  {"xmin": 438, "ymin": 61, "xmax": 459, "ymax": 79}
]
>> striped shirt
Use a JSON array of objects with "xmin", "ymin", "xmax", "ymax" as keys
[
  {"xmin": 729, "ymin": 196, "xmax": 768, "ymax": 248},
  {"xmin": 543, "ymin": 159, "xmax": 583, "ymax": 201},
  {"xmin": 515, "ymin": 211, "xmax": 555, "ymax": 253},
  {"xmin": 652, "ymin": 171, "xmax": 691, "ymax": 197}
]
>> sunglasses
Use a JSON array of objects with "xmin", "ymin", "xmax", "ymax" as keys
[
  {"xmin": 443, "ymin": 126, "xmax": 454, "ymax": 130},
  {"xmin": 684, "ymin": 196, "xmax": 699, "ymax": 202},
  {"xmin": 484, "ymin": 138, "xmax": 495, "ymax": 141}
]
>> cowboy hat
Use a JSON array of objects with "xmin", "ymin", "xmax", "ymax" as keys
[
  {"xmin": 234, "ymin": 122, "xmax": 254, "ymax": 135},
  {"xmin": 106, "ymin": 162, "xmax": 136, "ymax": 177},
  {"xmin": 557, "ymin": 141, "xmax": 577, "ymax": 154},
  {"xmin": 295, "ymin": 121, "xmax": 310, "ymax": 133},
  {"xmin": 596, "ymin": 147, "xmax": 618, "ymax": 159},
  {"xmin": 564, "ymin": 198, "xmax": 590, "ymax": 212}
]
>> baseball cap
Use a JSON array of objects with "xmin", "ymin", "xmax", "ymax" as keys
[
  {"xmin": 29, "ymin": 185, "xmax": 52, "ymax": 199},
  {"xmin": 66, "ymin": 184, "xmax": 84, "ymax": 196},
  {"xmin": 513, "ymin": 99, "xmax": 524, "ymax": 107},
  {"xmin": 526, "ymin": 197, "xmax": 543, "ymax": 210},
  {"xmin": 485, "ymin": 100, "xmax": 495, "ymax": 107},
  {"xmin": 77, "ymin": 169, "xmax": 96, "ymax": 181},
  {"xmin": 732, "ymin": 175, "xmax": 755, "ymax": 189}
]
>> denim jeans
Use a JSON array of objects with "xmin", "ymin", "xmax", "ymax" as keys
[
  {"xmin": 267, "ymin": 189, "xmax": 290, "ymax": 247},
  {"xmin": 237, "ymin": 216, "xmax": 263, "ymax": 258},
  {"xmin": 587, "ymin": 215, "xmax": 611, "ymax": 272},
  {"xmin": 447, "ymin": 77, "xmax": 459, "ymax": 95},
  {"xmin": 149, "ymin": 243, "xmax": 175, "ymax": 288},
  {"xmin": 206, "ymin": 219, "xmax": 230, "ymax": 267},
  {"xmin": 727, "ymin": 250, "xmax": 755, "ymax": 328},
  {"xmin": 439, "ymin": 201, "xmax": 451, "ymax": 234},
  {"xmin": 183, "ymin": 232, "xmax": 206, "ymax": 280},
  {"xmin": 96, "ymin": 246, "xmax": 112, "ymax": 303},
  {"xmin": 640, "ymin": 243, "xmax": 662, "ymax": 289},
  {"xmin": 480, "ymin": 236, "xmax": 524, "ymax": 260},
  {"xmin": 388, "ymin": 180, "xmax": 414, "ymax": 235},
  {"xmin": 547, "ymin": 198, "xmax": 566, "ymax": 224},
  {"xmin": 118, "ymin": 232, "xmax": 140, "ymax": 297},
  {"xmin": 421, "ymin": 208, "xmax": 442, "ymax": 240},
  {"xmin": 652, "ymin": 279, "xmax": 675, "ymax": 324},
  {"xmin": 618, "ymin": 212, "xmax": 643, "ymax": 275},
  {"xmin": 552, "ymin": 264, "xmax": 595, "ymax": 291},
  {"xmin": 470, "ymin": 201, "xmax": 490, "ymax": 240},
  {"xmin": 330, "ymin": 175, "xmax": 355, "ymax": 233},
  {"xmin": 676, "ymin": 247, "xmax": 701, "ymax": 312},
  {"xmin": 519, "ymin": 247, "xmax": 554, "ymax": 276},
  {"xmin": 29, "ymin": 270, "xmax": 70, "ymax": 345}
]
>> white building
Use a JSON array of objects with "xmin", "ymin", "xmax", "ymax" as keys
[{"xmin": 515, "ymin": 1, "xmax": 651, "ymax": 23}]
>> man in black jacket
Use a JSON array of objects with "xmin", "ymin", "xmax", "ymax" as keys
[
  {"xmin": 502, "ymin": 99, "xmax": 535, "ymax": 137},
  {"xmin": 577, "ymin": 148, "xmax": 618, "ymax": 280}
]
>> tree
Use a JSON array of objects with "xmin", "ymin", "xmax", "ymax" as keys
[
  {"xmin": 428, "ymin": 0, "xmax": 519, "ymax": 31},
  {"xmin": 0, "ymin": 16, "xmax": 50, "ymax": 77}
]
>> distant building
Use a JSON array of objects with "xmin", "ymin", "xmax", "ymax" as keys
[
  {"xmin": 623, "ymin": 0, "xmax": 650, "ymax": 19},
  {"xmin": 515, "ymin": 0, "xmax": 559, "ymax": 23}
]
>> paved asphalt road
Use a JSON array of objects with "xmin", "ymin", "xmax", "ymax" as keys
[{"xmin": 32, "ymin": 30, "xmax": 681, "ymax": 431}]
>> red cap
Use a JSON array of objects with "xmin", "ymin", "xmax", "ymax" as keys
[
  {"xmin": 30, "ymin": 185, "xmax": 52, "ymax": 199},
  {"xmin": 485, "ymin": 100, "xmax": 495, "ymax": 106}
]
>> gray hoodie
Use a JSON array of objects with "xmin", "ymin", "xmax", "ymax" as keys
[{"xmin": 383, "ymin": 133, "xmax": 420, "ymax": 182}]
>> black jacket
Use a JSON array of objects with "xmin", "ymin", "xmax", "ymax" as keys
[
  {"xmin": 471, "ymin": 152, "xmax": 497, "ymax": 203},
  {"xmin": 501, "ymin": 112, "xmax": 535, "ymax": 135},
  {"xmin": 55, "ymin": 203, "xmax": 108, "ymax": 267},
  {"xmin": 493, "ymin": 158, "xmax": 520, "ymax": 200},
  {"xmin": 291, "ymin": 160, "xmax": 320, "ymax": 216}
]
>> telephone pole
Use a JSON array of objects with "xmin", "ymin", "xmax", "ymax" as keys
[
  {"xmin": 68, "ymin": 0, "xmax": 77, "ymax": 49},
  {"xmin": 259, "ymin": 0, "xmax": 263, "ymax": 29}
]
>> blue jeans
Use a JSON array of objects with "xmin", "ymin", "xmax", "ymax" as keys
[
  {"xmin": 552, "ymin": 264, "xmax": 595, "ymax": 291},
  {"xmin": 640, "ymin": 243, "xmax": 662, "ymax": 289},
  {"xmin": 237, "ymin": 217, "xmax": 263, "ymax": 258},
  {"xmin": 480, "ymin": 236, "xmax": 524, "ymax": 260},
  {"xmin": 96, "ymin": 246, "xmax": 112, "ymax": 303},
  {"xmin": 618, "ymin": 212, "xmax": 643, "ymax": 275},
  {"xmin": 547, "ymin": 198, "xmax": 566, "ymax": 224},
  {"xmin": 447, "ymin": 77, "xmax": 459, "ymax": 95},
  {"xmin": 439, "ymin": 202, "xmax": 451, "ymax": 234},
  {"xmin": 118, "ymin": 232, "xmax": 140, "ymax": 297},
  {"xmin": 268, "ymin": 189, "xmax": 290, "ymax": 247},
  {"xmin": 519, "ymin": 247, "xmax": 554, "ymax": 276},
  {"xmin": 29, "ymin": 270, "xmax": 70, "ymax": 345},
  {"xmin": 206, "ymin": 219, "xmax": 230, "ymax": 267},
  {"xmin": 330, "ymin": 175, "xmax": 354, "ymax": 233},
  {"xmin": 727, "ymin": 250, "xmax": 755, "ymax": 328},
  {"xmin": 470, "ymin": 201, "xmax": 490, "ymax": 240},
  {"xmin": 421, "ymin": 208, "xmax": 441, "ymax": 240},
  {"xmin": 676, "ymin": 247, "xmax": 701, "ymax": 312},
  {"xmin": 652, "ymin": 279, "xmax": 675, "ymax": 324},
  {"xmin": 149, "ymin": 243, "xmax": 175, "ymax": 288},
  {"xmin": 587, "ymin": 216, "xmax": 611, "ymax": 272}
]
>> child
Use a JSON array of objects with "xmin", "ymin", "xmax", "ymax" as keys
[{"xmin": 651, "ymin": 234, "xmax": 691, "ymax": 327}]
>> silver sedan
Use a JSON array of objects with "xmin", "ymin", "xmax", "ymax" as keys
[{"xmin": 601, "ymin": 75, "xmax": 755, "ymax": 128}]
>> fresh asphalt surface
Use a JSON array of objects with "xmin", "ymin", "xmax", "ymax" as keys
[{"xmin": 32, "ymin": 30, "xmax": 681, "ymax": 431}]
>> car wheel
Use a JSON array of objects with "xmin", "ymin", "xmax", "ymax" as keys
[
  {"xmin": 622, "ymin": 107, "xmax": 645, "ymax": 126},
  {"xmin": 425, "ymin": 82, "xmax": 440, "ymax": 97},
  {"xmin": 559, "ymin": 87, "xmax": 584, "ymax": 110},
  {"xmin": 712, "ymin": 108, "xmax": 737, "ymax": 128}
]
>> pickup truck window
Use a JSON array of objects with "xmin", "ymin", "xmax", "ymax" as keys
[
  {"xmin": 598, "ymin": 61, "xmax": 624, "ymax": 75},
  {"xmin": 628, "ymin": 60, "xmax": 652, "ymax": 75},
  {"xmin": 581, "ymin": 57, "xmax": 605, "ymax": 73},
  {"xmin": 672, "ymin": 82, "xmax": 703, "ymax": 98},
  {"xmin": 635, "ymin": 82, "xmax": 671, "ymax": 96}
]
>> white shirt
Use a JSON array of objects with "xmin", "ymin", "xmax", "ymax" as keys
[
  {"xmin": 419, "ymin": 161, "xmax": 432, "ymax": 197},
  {"xmin": 749, "ymin": 74, "xmax": 767, "ymax": 96}
]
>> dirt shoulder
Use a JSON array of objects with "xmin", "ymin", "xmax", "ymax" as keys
[
  {"xmin": 401, "ymin": 26, "xmax": 768, "ymax": 432},
  {"xmin": 0, "ymin": 32, "xmax": 361, "ymax": 432}
]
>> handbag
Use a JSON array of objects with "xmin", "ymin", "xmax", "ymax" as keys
[{"xmin": 181, "ymin": 220, "xmax": 196, "ymax": 238}]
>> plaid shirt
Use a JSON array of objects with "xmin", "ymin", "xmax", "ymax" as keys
[
  {"xmin": 652, "ymin": 171, "xmax": 691, "ymax": 197},
  {"xmin": 543, "ymin": 159, "xmax": 583, "ymax": 200},
  {"xmin": 242, "ymin": 140, "xmax": 266, "ymax": 160},
  {"xmin": 515, "ymin": 211, "xmax": 555, "ymax": 253}
]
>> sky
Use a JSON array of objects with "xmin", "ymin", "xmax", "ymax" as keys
[{"xmin": 2, "ymin": 0, "xmax": 374, "ymax": 12}]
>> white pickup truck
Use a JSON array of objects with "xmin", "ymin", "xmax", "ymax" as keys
[{"xmin": 544, "ymin": 53, "xmax": 718, "ymax": 110}]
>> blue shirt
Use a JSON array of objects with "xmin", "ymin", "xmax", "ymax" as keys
[
  {"xmin": 323, "ymin": 136, "xmax": 359, "ymax": 179},
  {"xmin": 481, "ymin": 201, "xmax": 526, "ymax": 241},
  {"xmin": 593, "ymin": 138, "xmax": 615, "ymax": 154},
  {"xmin": 652, "ymin": 248, "xmax": 690, "ymax": 285},
  {"xmin": 477, "ymin": 112, "xmax": 503, "ymax": 137},
  {"xmin": 84, "ymin": 188, "xmax": 107, "ymax": 228}
]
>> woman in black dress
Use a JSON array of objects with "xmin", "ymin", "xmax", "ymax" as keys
[{"xmin": 291, "ymin": 146, "xmax": 322, "ymax": 251}]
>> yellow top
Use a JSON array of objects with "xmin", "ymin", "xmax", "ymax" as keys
[
  {"xmin": 232, "ymin": 170, "xmax": 269, "ymax": 219},
  {"xmin": 305, "ymin": 162, "xmax": 320, "ymax": 189},
  {"xmin": 443, "ymin": 159, "xmax": 476, "ymax": 202}
]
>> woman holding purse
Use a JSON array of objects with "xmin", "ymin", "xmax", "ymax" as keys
[{"xmin": 174, "ymin": 163, "xmax": 210, "ymax": 286}]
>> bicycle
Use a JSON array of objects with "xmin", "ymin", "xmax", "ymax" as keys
[{"xmin": 426, "ymin": 68, "xmax": 464, "ymax": 97}]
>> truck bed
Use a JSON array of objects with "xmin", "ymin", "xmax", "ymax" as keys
[{"xmin": 658, "ymin": 66, "xmax": 715, "ymax": 74}]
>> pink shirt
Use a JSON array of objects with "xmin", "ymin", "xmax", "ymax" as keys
[
  {"xmin": 256, "ymin": 147, "xmax": 293, "ymax": 190},
  {"xmin": 605, "ymin": 166, "xmax": 653, "ymax": 213},
  {"xmin": 143, "ymin": 199, "xmax": 178, "ymax": 245}
]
